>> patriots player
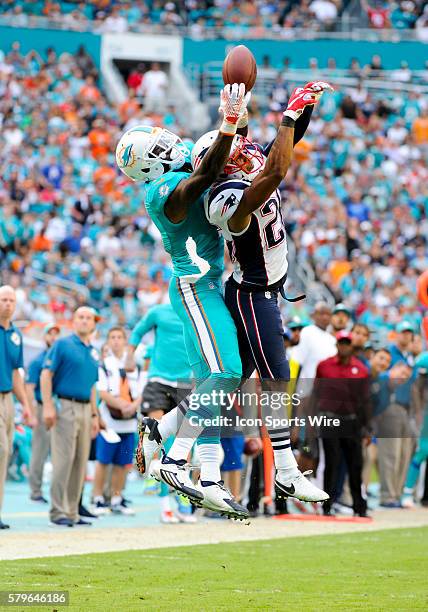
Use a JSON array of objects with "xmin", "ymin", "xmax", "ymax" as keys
[
  {"xmin": 116, "ymin": 84, "xmax": 250, "ymax": 519},
  {"xmin": 193, "ymin": 82, "xmax": 333, "ymax": 503}
]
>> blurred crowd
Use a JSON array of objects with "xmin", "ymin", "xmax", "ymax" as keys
[
  {"xmin": 0, "ymin": 44, "xmax": 178, "ymax": 333},
  {"xmin": 1, "ymin": 43, "xmax": 427, "ymax": 344},
  {"xmin": 1, "ymin": 39, "xmax": 427, "ymax": 526},
  {"xmin": 1, "ymin": 0, "xmax": 428, "ymax": 35},
  {"xmin": 5, "ymin": 296, "xmax": 428, "ymax": 526},
  {"xmin": 362, "ymin": 0, "xmax": 428, "ymax": 32},
  {"xmin": 247, "ymin": 55, "xmax": 428, "ymax": 346}
]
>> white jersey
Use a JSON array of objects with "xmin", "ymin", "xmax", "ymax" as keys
[
  {"xmin": 97, "ymin": 353, "xmax": 145, "ymax": 434},
  {"xmin": 205, "ymin": 178, "xmax": 288, "ymax": 289}
]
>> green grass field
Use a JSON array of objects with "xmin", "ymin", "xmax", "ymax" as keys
[{"xmin": 1, "ymin": 527, "xmax": 427, "ymax": 611}]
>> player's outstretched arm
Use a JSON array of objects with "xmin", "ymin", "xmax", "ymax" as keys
[
  {"xmin": 125, "ymin": 308, "xmax": 157, "ymax": 371},
  {"xmin": 165, "ymin": 83, "xmax": 249, "ymax": 223},
  {"xmin": 264, "ymin": 81, "xmax": 333, "ymax": 155},
  {"xmin": 228, "ymin": 86, "xmax": 317, "ymax": 234}
]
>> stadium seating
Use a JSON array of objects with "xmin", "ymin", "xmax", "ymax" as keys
[
  {"xmin": 1, "ymin": 37, "xmax": 427, "ymax": 341},
  {"xmin": 1, "ymin": 0, "xmax": 427, "ymax": 35}
]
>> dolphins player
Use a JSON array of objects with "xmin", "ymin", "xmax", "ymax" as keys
[{"xmin": 117, "ymin": 84, "xmax": 251, "ymax": 519}]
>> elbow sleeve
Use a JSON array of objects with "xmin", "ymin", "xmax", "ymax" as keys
[{"xmin": 294, "ymin": 105, "xmax": 313, "ymax": 146}]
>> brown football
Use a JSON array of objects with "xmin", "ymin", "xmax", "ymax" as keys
[
  {"xmin": 222, "ymin": 45, "xmax": 257, "ymax": 91},
  {"xmin": 244, "ymin": 437, "xmax": 263, "ymax": 457}
]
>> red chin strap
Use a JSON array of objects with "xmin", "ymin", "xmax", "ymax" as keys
[{"xmin": 224, "ymin": 136, "xmax": 265, "ymax": 177}]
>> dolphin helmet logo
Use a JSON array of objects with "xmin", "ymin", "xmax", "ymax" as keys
[{"xmin": 120, "ymin": 144, "xmax": 134, "ymax": 168}]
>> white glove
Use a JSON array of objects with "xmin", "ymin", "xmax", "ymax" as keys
[
  {"xmin": 237, "ymin": 108, "xmax": 249, "ymax": 129},
  {"xmin": 219, "ymin": 83, "xmax": 251, "ymax": 136}
]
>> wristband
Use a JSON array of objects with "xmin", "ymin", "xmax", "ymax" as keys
[
  {"xmin": 281, "ymin": 115, "xmax": 296, "ymax": 128},
  {"xmin": 237, "ymin": 110, "xmax": 248, "ymax": 129},
  {"xmin": 219, "ymin": 118, "xmax": 238, "ymax": 136}
]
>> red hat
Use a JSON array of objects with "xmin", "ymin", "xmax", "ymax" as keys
[{"xmin": 336, "ymin": 330, "xmax": 353, "ymax": 342}]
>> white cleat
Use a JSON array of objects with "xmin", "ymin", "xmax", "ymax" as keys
[
  {"xmin": 111, "ymin": 499, "xmax": 136, "ymax": 516},
  {"xmin": 275, "ymin": 470, "xmax": 329, "ymax": 503},
  {"xmin": 90, "ymin": 502, "xmax": 109, "ymax": 516},
  {"xmin": 401, "ymin": 494, "xmax": 415, "ymax": 509},
  {"xmin": 160, "ymin": 510, "xmax": 180, "ymax": 524},
  {"xmin": 196, "ymin": 481, "xmax": 249, "ymax": 521},
  {"xmin": 135, "ymin": 417, "xmax": 162, "ymax": 475},
  {"xmin": 150, "ymin": 458, "xmax": 204, "ymax": 507}
]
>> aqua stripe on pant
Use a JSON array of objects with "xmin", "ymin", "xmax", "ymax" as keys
[{"xmin": 169, "ymin": 276, "xmax": 241, "ymax": 444}]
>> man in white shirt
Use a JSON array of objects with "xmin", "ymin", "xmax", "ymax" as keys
[
  {"xmin": 290, "ymin": 302, "xmax": 337, "ymax": 398},
  {"xmin": 310, "ymin": 0, "xmax": 338, "ymax": 22},
  {"xmin": 92, "ymin": 327, "xmax": 145, "ymax": 515},
  {"xmin": 102, "ymin": 6, "xmax": 128, "ymax": 33},
  {"xmin": 96, "ymin": 227, "xmax": 122, "ymax": 258},
  {"xmin": 3, "ymin": 121, "xmax": 23, "ymax": 149},
  {"xmin": 289, "ymin": 302, "xmax": 337, "ymax": 476},
  {"xmin": 140, "ymin": 62, "xmax": 168, "ymax": 113}
]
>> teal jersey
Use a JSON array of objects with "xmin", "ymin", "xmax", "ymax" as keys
[
  {"xmin": 145, "ymin": 171, "xmax": 224, "ymax": 282},
  {"xmin": 129, "ymin": 303, "xmax": 191, "ymax": 384}
]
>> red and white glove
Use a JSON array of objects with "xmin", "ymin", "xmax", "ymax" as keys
[
  {"xmin": 304, "ymin": 80, "xmax": 334, "ymax": 101},
  {"xmin": 283, "ymin": 81, "xmax": 333, "ymax": 122},
  {"xmin": 219, "ymin": 83, "xmax": 251, "ymax": 136},
  {"xmin": 283, "ymin": 87, "xmax": 318, "ymax": 122}
]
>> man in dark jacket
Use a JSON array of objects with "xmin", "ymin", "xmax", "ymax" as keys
[{"xmin": 313, "ymin": 330, "xmax": 371, "ymax": 517}]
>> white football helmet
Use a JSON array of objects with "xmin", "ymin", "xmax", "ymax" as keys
[
  {"xmin": 192, "ymin": 130, "xmax": 265, "ymax": 182},
  {"xmin": 116, "ymin": 125, "xmax": 189, "ymax": 182}
]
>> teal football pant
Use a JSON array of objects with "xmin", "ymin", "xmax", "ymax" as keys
[
  {"xmin": 404, "ymin": 409, "xmax": 428, "ymax": 492},
  {"xmin": 169, "ymin": 276, "xmax": 242, "ymax": 444}
]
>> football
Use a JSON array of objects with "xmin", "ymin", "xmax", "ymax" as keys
[
  {"xmin": 244, "ymin": 437, "xmax": 263, "ymax": 457},
  {"xmin": 222, "ymin": 45, "xmax": 257, "ymax": 91}
]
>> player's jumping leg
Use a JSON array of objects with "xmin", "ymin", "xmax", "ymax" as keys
[
  {"xmin": 149, "ymin": 277, "xmax": 248, "ymax": 519},
  {"xmin": 225, "ymin": 280, "xmax": 329, "ymax": 503}
]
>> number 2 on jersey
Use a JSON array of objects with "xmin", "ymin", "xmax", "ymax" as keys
[{"xmin": 260, "ymin": 196, "xmax": 285, "ymax": 249}]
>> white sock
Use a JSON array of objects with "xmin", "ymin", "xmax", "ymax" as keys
[
  {"xmin": 111, "ymin": 495, "xmax": 122, "ymax": 507},
  {"xmin": 160, "ymin": 496, "xmax": 171, "ymax": 512},
  {"xmin": 158, "ymin": 407, "xmax": 180, "ymax": 440},
  {"xmin": 166, "ymin": 408, "xmax": 208, "ymax": 461},
  {"xmin": 93, "ymin": 495, "xmax": 104, "ymax": 504},
  {"xmin": 167, "ymin": 437, "xmax": 195, "ymax": 463},
  {"xmin": 275, "ymin": 447, "xmax": 299, "ymax": 480},
  {"xmin": 268, "ymin": 427, "xmax": 299, "ymax": 479},
  {"xmin": 198, "ymin": 443, "xmax": 221, "ymax": 483}
]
